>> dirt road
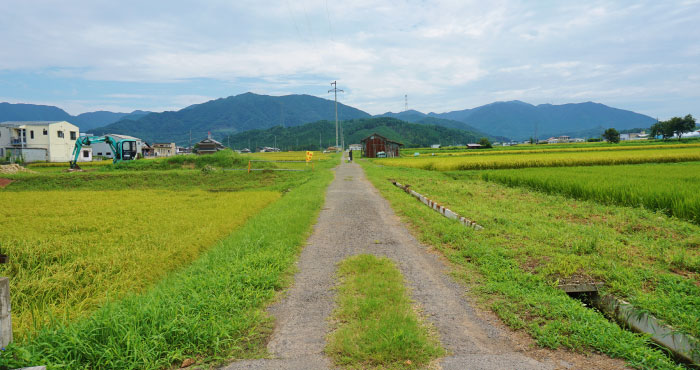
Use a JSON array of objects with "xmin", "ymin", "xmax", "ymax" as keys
[{"xmin": 222, "ymin": 161, "xmax": 604, "ymax": 369}]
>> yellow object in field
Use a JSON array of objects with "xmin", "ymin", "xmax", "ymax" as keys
[{"xmin": 306, "ymin": 151, "xmax": 313, "ymax": 162}]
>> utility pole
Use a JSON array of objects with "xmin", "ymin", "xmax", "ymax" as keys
[
  {"xmin": 328, "ymin": 81, "xmax": 344, "ymax": 151},
  {"xmin": 319, "ymin": 133, "xmax": 322, "ymax": 151},
  {"xmin": 405, "ymin": 94, "xmax": 408, "ymax": 112},
  {"xmin": 189, "ymin": 130, "xmax": 192, "ymax": 149}
]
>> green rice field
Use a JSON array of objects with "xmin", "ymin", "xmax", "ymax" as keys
[
  {"xmin": 481, "ymin": 162, "xmax": 700, "ymax": 224},
  {"xmin": 378, "ymin": 145, "xmax": 700, "ymax": 170}
]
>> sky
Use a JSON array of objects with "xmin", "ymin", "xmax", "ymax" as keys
[{"xmin": 0, "ymin": 0, "xmax": 698, "ymax": 120}]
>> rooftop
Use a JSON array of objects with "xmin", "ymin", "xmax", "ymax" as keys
[{"xmin": 0, "ymin": 121, "xmax": 68, "ymax": 127}]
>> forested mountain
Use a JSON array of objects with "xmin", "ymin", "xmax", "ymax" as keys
[
  {"xmin": 426, "ymin": 101, "xmax": 655, "ymax": 140},
  {"xmin": 89, "ymin": 93, "xmax": 371, "ymax": 145},
  {"xmin": 4, "ymin": 97, "xmax": 656, "ymax": 144},
  {"xmin": 0, "ymin": 102, "xmax": 151, "ymax": 130},
  {"xmin": 223, "ymin": 117, "xmax": 498, "ymax": 151}
]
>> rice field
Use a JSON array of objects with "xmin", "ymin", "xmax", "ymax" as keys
[
  {"xmin": 245, "ymin": 150, "xmax": 331, "ymax": 161},
  {"xmin": 376, "ymin": 146, "xmax": 700, "ymax": 170},
  {"xmin": 361, "ymin": 161, "xmax": 699, "ymax": 369},
  {"xmin": 0, "ymin": 189, "xmax": 279, "ymax": 338},
  {"xmin": 482, "ymin": 162, "xmax": 700, "ymax": 224},
  {"xmin": 404, "ymin": 143, "xmax": 700, "ymax": 157}
]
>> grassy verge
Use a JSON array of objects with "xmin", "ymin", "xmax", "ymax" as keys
[
  {"xmin": 359, "ymin": 160, "xmax": 696, "ymax": 369},
  {"xmin": 0, "ymin": 158, "xmax": 336, "ymax": 369},
  {"xmin": 482, "ymin": 162, "xmax": 700, "ymax": 225},
  {"xmin": 326, "ymin": 254, "xmax": 444, "ymax": 369}
]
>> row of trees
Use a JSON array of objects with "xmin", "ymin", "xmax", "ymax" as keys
[
  {"xmin": 650, "ymin": 114, "xmax": 697, "ymax": 140},
  {"xmin": 601, "ymin": 114, "xmax": 696, "ymax": 143}
]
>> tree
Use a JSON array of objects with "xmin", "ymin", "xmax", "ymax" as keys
[
  {"xmin": 479, "ymin": 137, "xmax": 492, "ymax": 148},
  {"xmin": 671, "ymin": 114, "xmax": 696, "ymax": 140},
  {"xmin": 602, "ymin": 128, "xmax": 620, "ymax": 143},
  {"xmin": 650, "ymin": 120, "xmax": 674, "ymax": 140}
]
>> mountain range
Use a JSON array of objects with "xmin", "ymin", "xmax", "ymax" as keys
[
  {"xmin": 379, "ymin": 101, "xmax": 656, "ymax": 140},
  {"xmin": 1, "ymin": 94, "xmax": 657, "ymax": 144},
  {"xmin": 0, "ymin": 102, "xmax": 150, "ymax": 131}
]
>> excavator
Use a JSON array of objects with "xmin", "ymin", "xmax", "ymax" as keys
[{"xmin": 70, "ymin": 135, "xmax": 138, "ymax": 169}]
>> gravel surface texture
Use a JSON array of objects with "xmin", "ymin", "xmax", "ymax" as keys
[{"xmin": 222, "ymin": 160, "xmax": 623, "ymax": 370}]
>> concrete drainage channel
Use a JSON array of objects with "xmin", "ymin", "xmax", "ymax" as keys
[
  {"xmin": 558, "ymin": 283, "xmax": 700, "ymax": 366},
  {"xmin": 388, "ymin": 179, "xmax": 699, "ymax": 366},
  {"xmin": 390, "ymin": 180, "xmax": 483, "ymax": 230}
]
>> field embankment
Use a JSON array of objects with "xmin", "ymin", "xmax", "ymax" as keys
[{"xmin": 360, "ymin": 160, "xmax": 698, "ymax": 369}]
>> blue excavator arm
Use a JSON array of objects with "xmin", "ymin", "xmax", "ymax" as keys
[{"xmin": 70, "ymin": 136, "xmax": 136, "ymax": 169}]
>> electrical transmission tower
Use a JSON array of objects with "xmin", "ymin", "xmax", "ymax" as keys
[{"xmin": 328, "ymin": 81, "xmax": 344, "ymax": 151}]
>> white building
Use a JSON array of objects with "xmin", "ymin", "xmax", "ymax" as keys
[
  {"xmin": 87, "ymin": 134, "xmax": 145, "ymax": 159},
  {"xmin": 0, "ymin": 121, "xmax": 79, "ymax": 162}
]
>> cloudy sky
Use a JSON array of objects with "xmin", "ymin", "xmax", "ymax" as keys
[{"xmin": 1, "ymin": 0, "xmax": 698, "ymax": 119}]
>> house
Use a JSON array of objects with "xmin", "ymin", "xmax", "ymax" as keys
[
  {"xmin": 349, "ymin": 144, "xmax": 362, "ymax": 151},
  {"xmin": 431, "ymin": 144, "xmax": 441, "ymax": 149},
  {"xmin": 196, "ymin": 134, "xmax": 225, "ymax": 154},
  {"xmin": 360, "ymin": 133, "xmax": 403, "ymax": 158},
  {"xmin": 88, "ymin": 134, "xmax": 145, "ymax": 159},
  {"xmin": 141, "ymin": 142, "xmax": 153, "ymax": 157},
  {"xmin": 0, "ymin": 121, "xmax": 79, "ymax": 162},
  {"xmin": 176, "ymin": 146, "xmax": 191, "ymax": 155},
  {"xmin": 467, "ymin": 143, "xmax": 483, "ymax": 149},
  {"xmin": 152, "ymin": 143, "xmax": 176, "ymax": 157},
  {"xmin": 620, "ymin": 132, "xmax": 649, "ymax": 141}
]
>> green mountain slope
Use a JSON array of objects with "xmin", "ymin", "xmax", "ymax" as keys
[
  {"xmin": 88, "ymin": 93, "xmax": 371, "ymax": 144},
  {"xmin": 224, "ymin": 117, "xmax": 494, "ymax": 151}
]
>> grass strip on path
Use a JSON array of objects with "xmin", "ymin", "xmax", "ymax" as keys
[
  {"xmin": 326, "ymin": 254, "xmax": 444, "ymax": 369},
  {"xmin": 359, "ymin": 160, "xmax": 693, "ymax": 370},
  {"xmin": 0, "ymin": 159, "xmax": 336, "ymax": 370}
]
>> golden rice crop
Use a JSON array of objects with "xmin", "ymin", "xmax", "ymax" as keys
[
  {"xmin": 245, "ymin": 150, "xmax": 332, "ymax": 161},
  {"xmin": 404, "ymin": 143, "xmax": 700, "ymax": 157},
  {"xmin": 377, "ymin": 147, "xmax": 700, "ymax": 170},
  {"xmin": 0, "ymin": 189, "xmax": 279, "ymax": 338}
]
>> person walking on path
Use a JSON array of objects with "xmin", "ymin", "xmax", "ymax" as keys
[{"xmin": 349, "ymin": 149, "xmax": 353, "ymax": 162}]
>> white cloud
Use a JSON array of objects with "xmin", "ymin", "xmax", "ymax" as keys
[{"xmin": 0, "ymin": 0, "xmax": 698, "ymax": 118}]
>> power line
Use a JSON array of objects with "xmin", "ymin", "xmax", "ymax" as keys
[{"xmin": 328, "ymin": 80, "xmax": 344, "ymax": 151}]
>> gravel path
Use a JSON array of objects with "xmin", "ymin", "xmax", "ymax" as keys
[{"xmin": 222, "ymin": 160, "xmax": 554, "ymax": 370}]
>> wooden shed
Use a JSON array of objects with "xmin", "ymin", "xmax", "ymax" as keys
[{"xmin": 360, "ymin": 133, "xmax": 403, "ymax": 158}]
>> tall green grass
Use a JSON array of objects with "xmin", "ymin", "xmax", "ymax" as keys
[
  {"xmin": 0, "ymin": 160, "xmax": 335, "ymax": 369},
  {"xmin": 326, "ymin": 254, "xmax": 444, "ymax": 368},
  {"xmin": 481, "ymin": 162, "xmax": 700, "ymax": 225}
]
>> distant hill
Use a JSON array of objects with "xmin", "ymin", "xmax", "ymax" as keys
[
  {"xmin": 89, "ymin": 93, "xmax": 371, "ymax": 145},
  {"xmin": 0, "ymin": 102, "xmax": 151, "ymax": 131},
  {"xmin": 224, "ymin": 117, "xmax": 495, "ymax": 151},
  {"xmin": 425, "ymin": 101, "xmax": 655, "ymax": 140},
  {"xmin": 376, "ymin": 110, "xmax": 493, "ymax": 135}
]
